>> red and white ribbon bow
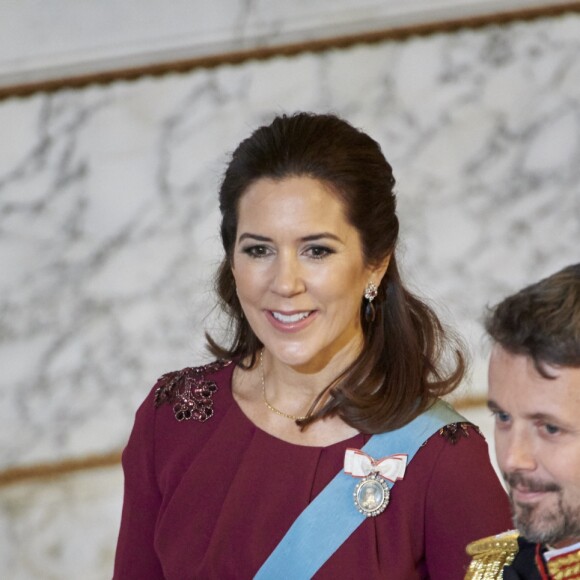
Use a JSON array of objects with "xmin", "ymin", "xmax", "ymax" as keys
[{"xmin": 344, "ymin": 449, "xmax": 408, "ymax": 482}]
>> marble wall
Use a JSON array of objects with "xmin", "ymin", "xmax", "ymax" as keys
[{"xmin": 1, "ymin": 11, "xmax": 579, "ymax": 578}]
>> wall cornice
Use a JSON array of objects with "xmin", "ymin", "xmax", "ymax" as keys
[{"xmin": 1, "ymin": 2, "xmax": 579, "ymax": 100}]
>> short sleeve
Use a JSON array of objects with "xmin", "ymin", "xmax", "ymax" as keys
[{"xmin": 423, "ymin": 426, "xmax": 513, "ymax": 579}]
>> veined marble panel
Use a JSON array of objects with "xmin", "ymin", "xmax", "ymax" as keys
[
  {"xmin": 0, "ymin": 466, "xmax": 123, "ymax": 579},
  {"xmin": 1, "ymin": 13, "xmax": 579, "ymax": 471}
]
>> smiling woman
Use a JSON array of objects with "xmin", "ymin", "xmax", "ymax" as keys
[
  {"xmin": 232, "ymin": 176, "xmax": 383, "ymax": 384},
  {"xmin": 113, "ymin": 112, "xmax": 512, "ymax": 579},
  {"xmin": 230, "ymin": 175, "xmax": 387, "ymax": 445}
]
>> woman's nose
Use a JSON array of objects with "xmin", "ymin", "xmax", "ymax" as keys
[{"xmin": 269, "ymin": 254, "xmax": 305, "ymax": 297}]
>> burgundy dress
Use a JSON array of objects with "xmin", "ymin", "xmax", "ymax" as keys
[{"xmin": 113, "ymin": 360, "xmax": 512, "ymax": 579}]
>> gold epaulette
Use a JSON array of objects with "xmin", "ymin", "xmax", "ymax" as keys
[
  {"xmin": 546, "ymin": 547, "xmax": 580, "ymax": 579},
  {"xmin": 464, "ymin": 530, "xmax": 520, "ymax": 579}
]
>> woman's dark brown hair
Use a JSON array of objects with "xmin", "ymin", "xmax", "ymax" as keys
[{"xmin": 207, "ymin": 112, "xmax": 465, "ymax": 433}]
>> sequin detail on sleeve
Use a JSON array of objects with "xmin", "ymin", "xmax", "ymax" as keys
[
  {"xmin": 438, "ymin": 422, "xmax": 478, "ymax": 444},
  {"xmin": 154, "ymin": 360, "xmax": 231, "ymax": 422}
]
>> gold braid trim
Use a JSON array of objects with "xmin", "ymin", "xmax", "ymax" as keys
[
  {"xmin": 464, "ymin": 531, "xmax": 520, "ymax": 579},
  {"xmin": 547, "ymin": 548, "xmax": 580, "ymax": 579}
]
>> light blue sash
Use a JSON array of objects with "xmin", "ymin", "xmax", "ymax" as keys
[{"xmin": 255, "ymin": 399, "xmax": 464, "ymax": 579}]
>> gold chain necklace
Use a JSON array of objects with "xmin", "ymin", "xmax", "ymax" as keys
[{"xmin": 260, "ymin": 350, "xmax": 308, "ymax": 421}]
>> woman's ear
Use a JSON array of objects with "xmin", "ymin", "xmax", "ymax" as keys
[{"xmin": 370, "ymin": 254, "xmax": 391, "ymax": 287}]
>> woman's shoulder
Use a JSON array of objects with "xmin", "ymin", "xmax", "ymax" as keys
[
  {"xmin": 152, "ymin": 359, "xmax": 234, "ymax": 421},
  {"xmin": 411, "ymin": 413, "xmax": 489, "ymax": 478},
  {"xmin": 127, "ymin": 359, "xmax": 237, "ymax": 450},
  {"xmin": 422, "ymin": 419, "xmax": 487, "ymax": 456},
  {"xmin": 413, "ymin": 413, "xmax": 507, "ymax": 506},
  {"xmin": 122, "ymin": 359, "xmax": 239, "ymax": 497}
]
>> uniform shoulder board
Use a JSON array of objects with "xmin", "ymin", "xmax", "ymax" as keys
[{"xmin": 465, "ymin": 530, "xmax": 520, "ymax": 579}]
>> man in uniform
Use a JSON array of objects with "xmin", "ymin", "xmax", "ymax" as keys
[{"xmin": 465, "ymin": 264, "xmax": 580, "ymax": 579}]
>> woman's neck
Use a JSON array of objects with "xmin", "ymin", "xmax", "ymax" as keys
[{"xmin": 261, "ymin": 339, "xmax": 363, "ymax": 401}]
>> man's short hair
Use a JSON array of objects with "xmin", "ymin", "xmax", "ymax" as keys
[{"xmin": 484, "ymin": 263, "xmax": 580, "ymax": 375}]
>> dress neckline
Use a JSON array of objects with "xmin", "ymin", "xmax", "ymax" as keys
[{"xmin": 223, "ymin": 360, "xmax": 367, "ymax": 451}]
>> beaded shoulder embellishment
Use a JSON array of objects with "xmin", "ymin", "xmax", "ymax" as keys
[
  {"xmin": 438, "ymin": 422, "xmax": 480, "ymax": 444},
  {"xmin": 154, "ymin": 360, "xmax": 231, "ymax": 422},
  {"xmin": 419, "ymin": 421, "xmax": 475, "ymax": 448}
]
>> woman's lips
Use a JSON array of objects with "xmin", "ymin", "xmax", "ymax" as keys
[{"xmin": 266, "ymin": 310, "xmax": 317, "ymax": 332}]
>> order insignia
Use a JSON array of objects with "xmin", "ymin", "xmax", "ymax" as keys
[
  {"xmin": 353, "ymin": 473, "xmax": 391, "ymax": 517},
  {"xmin": 344, "ymin": 448, "xmax": 407, "ymax": 518}
]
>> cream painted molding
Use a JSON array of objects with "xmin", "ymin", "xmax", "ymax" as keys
[{"xmin": 0, "ymin": 0, "xmax": 577, "ymax": 91}]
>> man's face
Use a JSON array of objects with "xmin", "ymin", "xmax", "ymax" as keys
[{"xmin": 488, "ymin": 345, "xmax": 580, "ymax": 548}]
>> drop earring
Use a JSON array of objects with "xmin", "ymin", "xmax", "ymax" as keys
[{"xmin": 364, "ymin": 282, "xmax": 378, "ymax": 323}]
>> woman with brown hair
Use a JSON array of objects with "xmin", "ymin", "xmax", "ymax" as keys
[{"xmin": 114, "ymin": 112, "xmax": 511, "ymax": 579}]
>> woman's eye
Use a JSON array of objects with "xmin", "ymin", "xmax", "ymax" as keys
[
  {"xmin": 242, "ymin": 245, "xmax": 271, "ymax": 258},
  {"xmin": 305, "ymin": 245, "xmax": 334, "ymax": 259}
]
